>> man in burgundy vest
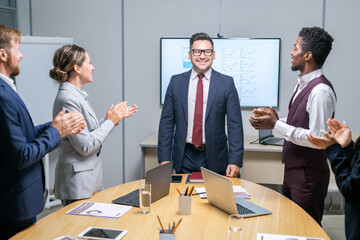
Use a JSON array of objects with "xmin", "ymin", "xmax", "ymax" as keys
[{"xmin": 249, "ymin": 27, "xmax": 336, "ymax": 225}]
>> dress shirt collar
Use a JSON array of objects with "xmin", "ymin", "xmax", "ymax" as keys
[
  {"xmin": 190, "ymin": 68, "xmax": 212, "ymax": 81},
  {"xmin": 64, "ymin": 81, "xmax": 89, "ymax": 101},
  {"xmin": 0, "ymin": 72, "xmax": 17, "ymax": 92},
  {"xmin": 297, "ymin": 68, "xmax": 323, "ymax": 88}
]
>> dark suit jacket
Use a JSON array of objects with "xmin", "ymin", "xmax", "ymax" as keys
[
  {"xmin": 326, "ymin": 142, "xmax": 360, "ymax": 240},
  {"xmin": 0, "ymin": 77, "xmax": 61, "ymax": 223},
  {"xmin": 158, "ymin": 69, "xmax": 244, "ymax": 173}
]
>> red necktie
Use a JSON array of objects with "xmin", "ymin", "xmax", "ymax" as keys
[{"xmin": 192, "ymin": 74, "xmax": 204, "ymax": 147}]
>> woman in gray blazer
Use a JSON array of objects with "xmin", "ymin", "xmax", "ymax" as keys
[{"xmin": 49, "ymin": 45, "xmax": 137, "ymax": 206}]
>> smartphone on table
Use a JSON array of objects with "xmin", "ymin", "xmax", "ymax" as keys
[{"xmin": 171, "ymin": 175, "xmax": 183, "ymax": 183}]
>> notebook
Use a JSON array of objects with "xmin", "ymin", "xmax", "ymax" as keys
[
  {"xmin": 259, "ymin": 129, "xmax": 284, "ymax": 146},
  {"xmin": 189, "ymin": 172, "xmax": 203, "ymax": 183},
  {"xmin": 201, "ymin": 167, "xmax": 272, "ymax": 217},
  {"xmin": 112, "ymin": 162, "xmax": 173, "ymax": 207}
]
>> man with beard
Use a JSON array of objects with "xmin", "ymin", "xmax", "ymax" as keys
[
  {"xmin": 249, "ymin": 27, "xmax": 336, "ymax": 225},
  {"xmin": 0, "ymin": 24, "xmax": 86, "ymax": 239}
]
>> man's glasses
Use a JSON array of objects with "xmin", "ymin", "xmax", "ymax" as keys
[{"xmin": 191, "ymin": 49, "xmax": 213, "ymax": 56}]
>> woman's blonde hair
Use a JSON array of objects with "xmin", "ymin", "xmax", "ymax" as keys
[{"xmin": 49, "ymin": 44, "xmax": 86, "ymax": 83}]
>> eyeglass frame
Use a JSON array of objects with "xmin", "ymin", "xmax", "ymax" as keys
[{"xmin": 190, "ymin": 49, "xmax": 214, "ymax": 56}]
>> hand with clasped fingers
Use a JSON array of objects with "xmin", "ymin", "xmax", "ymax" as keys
[
  {"xmin": 51, "ymin": 109, "xmax": 87, "ymax": 138},
  {"xmin": 248, "ymin": 106, "xmax": 279, "ymax": 130},
  {"xmin": 307, "ymin": 119, "xmax": 352, "ymax": 149}
]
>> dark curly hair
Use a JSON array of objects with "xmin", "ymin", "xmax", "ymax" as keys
[
  {"xmin": 298, "ymin": 27, "xmax": 334, "ymax": 67},
  {"xmin": 190, "ymin": 32, "xmax": 213, "ymax": 49}
]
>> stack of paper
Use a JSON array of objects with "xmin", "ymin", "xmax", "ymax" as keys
[
  {"xmin": 66, "ymin": 201, "xmax": 132, "ymax": 219},
  {"xmin": 257, "ymin": 233, "xmax": 323, "ymax": 240},
  {"xmin": 195, "ymin": 186, "xmax": 250, "ymax": 199}
]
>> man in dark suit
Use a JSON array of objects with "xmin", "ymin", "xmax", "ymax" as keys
[
  {"xmin": 158, "ymin": 32, "xmax": 244, "ymax": 177},
  {"xmin": 0, "ymin": 24, "xmax": 86, "ymax": 239}
]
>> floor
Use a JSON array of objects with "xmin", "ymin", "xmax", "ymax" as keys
[{"xmin": 322, "ymin": 214, "xmax": 346, "ymax": 240}]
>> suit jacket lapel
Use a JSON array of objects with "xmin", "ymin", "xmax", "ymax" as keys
[
  {"xmin": 181, "ymin": 70, "xmax": 191, "ymax": 124},
  {"xmin": 0, "ymin": 78, "xmax": 31, "ymax": 117},
  {"xmin": 205, "ymin": 69, "xmax": 219, "ymax": 120}
]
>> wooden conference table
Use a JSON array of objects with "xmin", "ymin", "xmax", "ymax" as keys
[{"xmin": 12, "ymin": 176, "xmax": 330, "ymax": 240}]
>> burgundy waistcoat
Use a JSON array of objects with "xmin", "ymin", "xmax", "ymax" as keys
[{"xmin": 282, "ymin": 75, "xmax": 336, "ymax": 168}]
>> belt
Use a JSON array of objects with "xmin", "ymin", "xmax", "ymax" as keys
[{"xmin": 186, "ymin": 143, "xmax": 206, "ymax": 151}]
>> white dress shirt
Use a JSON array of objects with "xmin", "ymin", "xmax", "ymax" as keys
[
  {"xmin": 274, "ymin": 69, "xmax": 337, "ymax": 149},
  {"xmin": 186, "ymin": 68, "xmax": 211, "ymax": 144},
  {"xmin": 0, "ymin": 73, "xmax": 17, "ymax": 92}
]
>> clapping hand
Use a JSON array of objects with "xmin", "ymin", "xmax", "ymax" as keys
[
  {"xmin": 52, "ymin": 109, "xmax": 86, "ymax": 138},
  {"xmin": 123, "ymin": 104, "xmax": 138, "ymax": 118},
  {"xmin": 307, "ymin": 119, "xmax": 352, "ymax": 149},
  {"xmin": 106, "ymin": 102, "xmax": 127, "ymax": 126},
  {"xmin": 327, "ymin": 119, "xmax": 352, "ymax": 148},
  {"xmin": 107, "ymin": 102, "xmax": 139, "ymax": 126},
  {"xmin": 248, "ymin": 106, "xmax": 278, "ymax": 130}
]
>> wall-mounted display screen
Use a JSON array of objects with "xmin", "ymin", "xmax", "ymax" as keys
[{"xmin": 160, "ymin": 38, "xmax": 281, "ymax": 107}]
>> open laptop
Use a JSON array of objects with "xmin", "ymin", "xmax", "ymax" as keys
[
  {"xmin": 112, "ymin": 162, "xmax": 173, "ymax": 207},
  {"xmin": 259, "ymin": 129, "xmax": 284, "ymax": 146},
  {"xmin": 201, "ymin": 167, "xmax": 272, "ymax": 217}
]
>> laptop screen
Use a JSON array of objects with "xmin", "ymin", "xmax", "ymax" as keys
[{"xmin": 259, "ymin": 129, "xmax": 273, "ymax": 141}]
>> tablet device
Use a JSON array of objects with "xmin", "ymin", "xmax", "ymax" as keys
[
  {"xmin": 78, "ymin": 227, "xmax": 127, "ymax": 240},
  {"xmin": 53, "ymin": 236, "xmax": 76, "ymax": 240}
]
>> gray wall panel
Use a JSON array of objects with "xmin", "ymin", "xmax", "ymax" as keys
[
  {"xmin": 325, "ymin": 0, "xmax": 360, "ymax": 132},
  {"xmin": 222, "ymin": 0, "xmax": 323, "ymax": 136},
  {"xmin": 28, "ymin": 0, "xmax": 124, "ymax": 188},
  {"xmin": 123, "ymin": 0, "xmax": 219, "ymax": 181}
]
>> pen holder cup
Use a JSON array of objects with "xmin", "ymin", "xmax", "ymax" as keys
[
  {"xmin": 178, "ymin": 195, "xmax": 192, "ymax": 215},
  {"xmin": 159, "ymin": 230, "xmax": 176, "ymax": 240}
]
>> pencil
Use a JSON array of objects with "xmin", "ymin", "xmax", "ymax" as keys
[
  {"xmin": 172, "ymin": 217, "xmax": 183, "ymax": 234},
  {"xmin": 192, "ymin": 192, "xmax": 205, "ymax": 196},
  {"xmin": 188, "ymin": 186, "xmax": 194, "ymax": 196},
  {"xmin": 171, "ymin": 221, "xmax": 175, "ymax": 234},
  {"xmin": 184, "ymin": 187, "xmax": 189, "ymax": 196},
  {"xmin": 157, "ymin": 215, "xmax": 165, "ymax": 233},
  {"xmin": 176, "ymin": 188, "xmax": 182, "ymax": 196}
]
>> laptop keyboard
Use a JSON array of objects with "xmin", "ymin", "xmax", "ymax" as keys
[
  {"xmin": 117, "ymin": 189, "xmax": 140, "ymax": 206},
  {"xmin": 236, "ymin": 203, "xmax": 255, "ymax": 215},
  {"xmin": 125, "ymin": 197, "xmax": 139, "ymax": 206}
]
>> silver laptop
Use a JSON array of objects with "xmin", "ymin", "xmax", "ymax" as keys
[
  {"xmin": 112, "ymin": 162, "xmax": 173, "ymax": 207},
  {"xmin": 201, "ymin": 167, "xmax": 272, "ymax": 217},
  {"xmin": 259, "ymin": 129, "xmax": 284, "ymax": 146}
]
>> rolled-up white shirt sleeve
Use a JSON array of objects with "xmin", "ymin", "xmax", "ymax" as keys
[{"xmin": 274, "ymin": 84, "xmax": 336, "ymax": 149}]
